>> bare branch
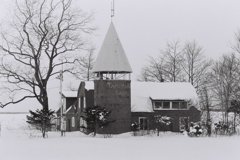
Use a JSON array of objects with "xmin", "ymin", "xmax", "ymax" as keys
[{"xmin": 0, "ymin": 0, "xmax": 94, "ymax": 109}]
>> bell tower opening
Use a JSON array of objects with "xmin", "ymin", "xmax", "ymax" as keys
[{"xmin": 96, "ymin": 72, "xmax": 131, "ymax": 80}]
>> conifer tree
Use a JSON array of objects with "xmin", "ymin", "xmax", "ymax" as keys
[
  {"xmin": 26, "ymin": 109, "xmax": 55, "ymax": 138},
  {"xmin": 81, "ymin": 106, "xmax": 113, "ymax": 136}
]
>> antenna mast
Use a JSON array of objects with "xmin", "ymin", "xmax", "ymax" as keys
[
  {"xmin": 59, "ymin": 60, "xmax": 65, "ymax": 136},
  {"xmin": 111, "ymin": 0, "xmax": 115, "ymax": 19}
]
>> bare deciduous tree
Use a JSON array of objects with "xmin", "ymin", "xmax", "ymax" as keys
[
  {"xmin": 198, "ymin": 74, "xmax": 214, "ymax": 136},
  {"xmin": 71, "ymin": 47, "xmax": 95, "ymax": 81},
  {"xmin": 138, "ymin": 41, "xmax": 184, "ymax": 82},
  {"xmin": 182, "ymin": 41, "xmax": 211, "ymax": 90},
  {"xmin": 138, "ymin": 56, "xmax": 165, "ymax": 82},
  {"xmin": 0, "ymin": 0, "xmax": 94, "ymax": 111},
  {"xmin": 210, "ymin": 54, "xmax": 240, "ymax": 124},
  {"xmin": 161, "ymin": 41, "xmax": 184, "ymax": 82},
  {"xmin": 233, "ymin": 30, "xmax": 240, "ymax": 54}
]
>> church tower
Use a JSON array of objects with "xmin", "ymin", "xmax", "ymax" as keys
[{"xmin": 92, "ymin": 22, "xmax": 132, "ymax": 134}]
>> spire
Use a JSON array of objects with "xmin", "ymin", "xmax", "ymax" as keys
[
  {"xmin": 111, "ymin": 0, "xmax": 115, "ymax": 19},
  {"xmin": 92, "ymin": 22, "xmax": 132, "ymax": 73}
]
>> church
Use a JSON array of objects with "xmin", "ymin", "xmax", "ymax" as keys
[{"xmin": 57, "ymin": 22, "xmax": 201, "ymax": 134}]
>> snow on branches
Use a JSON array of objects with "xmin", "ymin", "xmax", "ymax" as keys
[
  {"xmin": 26, "ymin": 109, "xmax": 55, "ymax": 138},
  {"xmin": 81, "ymin": 105, "xmax": 113, "ymax": 136},
  {"xmin": 154, "ymin": 115, "xmax": 173, "ymax": 136}
]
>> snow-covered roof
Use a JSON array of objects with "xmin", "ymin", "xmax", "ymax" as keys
[
  {"xmin": 80, "ymin": 81, "xmax": 199, "ymax": 112},
  {"xmin": 85, "ymin": 81, "xmax": 94, "ymax": 90},
  {"xmin": 92, "ymin": 22, "xmax": 132, "ymax": 73},
  {"xmin": 61, "ymin": 81, "xmax": 94, "ymax": 98},
  {"xmin": 131, "ymin": 82, "xmax": 199, "ymax": 112},
  {"xmin": 62, "ymin": 91, "xmax": 77, "ymax": 98},
  {"xmin": 1, "ymin": 79, "xmax": 198, "ymax": 113}
]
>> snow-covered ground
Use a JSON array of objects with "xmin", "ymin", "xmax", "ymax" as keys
[{"xmin": 0, "ymin": 114, "xmax": 240, "ymax": 160}]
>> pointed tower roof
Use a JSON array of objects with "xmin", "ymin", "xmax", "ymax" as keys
[{"xmin": 92, "ymin": 22, "xmax": 132, "ymax": 73}]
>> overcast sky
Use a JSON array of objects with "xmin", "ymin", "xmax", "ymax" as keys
[{"xmin": 0, "ymin": 0, "xmax": 240, "ymax": 79}]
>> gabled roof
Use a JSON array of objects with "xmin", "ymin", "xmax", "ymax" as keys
[
  {"xmin": 131, "ymin": 82, "xmax": 199, "ymax": 112},
  {"xmin": 85, "ymin": 81, "xmax": 94, "ymax": 90},
  {"xmin": 62, "ymin": 91, "xmax": 77, "ymax": 98},
  {"xmin": 92, "ymin": 22, "xmax": 132, "ymax": 73}
]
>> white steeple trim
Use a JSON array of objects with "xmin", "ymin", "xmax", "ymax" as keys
[{"xmin": 92, "ymin": 22, "xmax": 132, "ymax": 73}]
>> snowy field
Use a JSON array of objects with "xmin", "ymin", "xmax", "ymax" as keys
[{"xmin": 0, "ymin": 114, "xmax": 240, "ymax": 160}]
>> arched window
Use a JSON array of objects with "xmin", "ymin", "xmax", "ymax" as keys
[
  {"xmin": 78, "ymin": 98, "xmax": 81, "ymax": 109},
  {"xmin": 71, "ymin": 117, "xmax": 75, "ymax": 127}
]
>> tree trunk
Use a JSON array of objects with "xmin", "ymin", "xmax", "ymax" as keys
[
  {"xmin": 93, "ymin": 122, "xmax": 97, "ymax": 136},
  {"xmin": 206, "ymin": 111, "xmax": 211, "ymax": 136},
  {"xmin": 233, "ymin": 113, "xmax": 236, "ymax": 134},
  {"xmin": 42, "ymin": 130, "xmax": 46, "ymax": 138},
  {"xmin": 41, "ymin": 85, "xmax": 49, "ymax": 111},
  {"xmin": 42, "ymin": 125, "xmax": 46, "ymax": 138}
]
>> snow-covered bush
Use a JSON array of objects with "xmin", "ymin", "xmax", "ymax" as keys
[
  {"xmin": 213, "ymin": 121, "xmax": 231, "ymax": 135},
  {"xmin": 131, "ymin": 122, "xmax": 139, "ymax": 136},
  {"xmin": 154, "ymin": 115, "xmax": 173, "ymax": 136},
  {"xmin": 188, "ymin": 122, "xmax": 203, "ymax": 137}
]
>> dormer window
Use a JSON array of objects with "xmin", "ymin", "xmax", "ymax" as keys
[
  {"xmin": 172, "ymin": 102, "xmax": 180, "ymax": 109},
  {"xmin": 173, "ymin": 101, "xmax": 187, "ymax": 109},
  {"xmin": 163, "ymin": 101, "xmax": 170, "ymax": 109},
  {"xmin": 154, "ymin": 101, "xmax": 163, "ymax": 109},
  {"xmin": 153, "ymin": 101, "xmax": 170, "ymax": 109},
  {"xmin": 153, "ymin": 100, "xmax": 188, "ymax": 110},
  {"xmin": 180, "ymin": 102, "xmax": 187, "ymax": 109}
]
